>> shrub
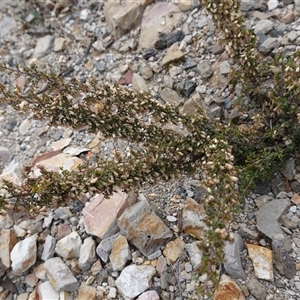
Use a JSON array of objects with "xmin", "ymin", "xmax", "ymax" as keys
[{"xmin": 0, "ymin": 0, "xmax": 299, "ymax": 296}]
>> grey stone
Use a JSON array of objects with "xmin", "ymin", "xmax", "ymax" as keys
[
  {"xmin": 256, "ymin": 198, "xmax": 290, "ymax": 239},
  {"xmin": 96, "ymin": 233, "xmax": 121, "ymax": 263},
  {"xmin": 281, "ymin": 158, "xmax": 295, "ymax": 181},
  {"xmin": 238, "ymin": 226, "xmax": 259, "ymax": 240},
  {"xmin": 254, "ymin": 19, "xmax": 274, "ymax": 35},
  {"xmin": 41, "ymin": 235, "xmax": 56, "ymax": 261},
  {"xmin": 11, "ymin": 234, "xmax": 37, "ymax": 275},
  {"xmin": 54, "ymin": 207, "xmax": 72, "ymax": 220},
  {"xmin": 33, "ymin": 35, "xmax": 53, "ymax": 59},
  {"xmin": 118, "ymin": 200, "xmax": 173, "ymax": 256},
  {"xmin": 0, "ymin": 16, "xmax": 16, "ymax": 38},
  {"xmin": 79, "ymin": 237, "xmax": 97, "ymax": 271},
  {"xmin": 140, "ymin": 66, "xmax": 153, "ymax": 80},
  {"xmin": 240, "ymin": 0, "xmax": 254, "ymax": 11},
  {"xmin": 178, "ymin": 81, "xmax": 197, "ymax": 98},
  {"xmin": 185, "ymin": 242, "xmax": 203, "ymax": 270},
  {"xmin": 0, "ymin": 147, "xmax": 13, "ymax": 166},
  {"xmin": 115, "ymin": 265, "xmax": 156, "ymax": 299},
  {"xmin": 160, "ymin": 87, "xmax": 183, "ymax": 106},
  {"xmin": 197, "ymin": 60, "xmax": 213, "ymax": 78},
  {"xmin": 109, "ymin": 235, "xmax": 131, "ymax": 271},
  {"xmin": 220, "ymin": 60, "xmax": 231, "ymax": 75},
  {"xmin": 44, "ymin": 257, "xmax": 79, "ymax": 292},
  {"xmin": 223, "ymin": 234, "xmax": 246, "ymax": 279},
  {"xmin": 247, "ymin": 277, "xmax": 267, "ymax": 300},
  {"xmin": 132, "ymin": 73, "xmax": 149, "ymax": 93},
  {"xmin": 259, "ymin": 37, "xmax": 280, "ymax": 54},
  {"xmin": 272, "ymin": 234, "xmax": 296, "ymax": 279}
]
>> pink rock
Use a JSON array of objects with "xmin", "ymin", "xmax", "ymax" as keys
[
  {"xmin": 137, "ymin": 290, "xmax": 160, "ymax": 300},
  {"xmin": 83, "ymin": 189, "xmax": 136, "ymax": 239},
  {"xmin": 119, "ymin": 70, "xmax": 133, "ymax": 85},
  {"xmin": 56, "ymin": 223, "xmax": 72, "ymax": 240},
  {"xmin": 139, "ymin": 2, "xmax": 184, "ymax": 48},
  {"xmin": 0, "ymin": 229, "xmax": 17, "ymax": 270}
]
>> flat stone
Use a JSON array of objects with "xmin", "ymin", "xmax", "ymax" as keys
[
  {"xmin": 219, "ymin": 60, "xmax": 231, "ymax": 75},
  {"xmin": 118, "ymin": 200, "xmax": 173, "ymax": 257},
  {"xmin": 37, "ymin": 281, "xmax": 60, "ymax": 300},
  {"xmin": 44, "ymin": 257, "xmax": 79, "ymax": 292},
  {"xmin": 268, "ymin": 0, "xmax": 278, "ymax": 10},
  {"xmin": 109, "ymin": 235, "xmax": 131, "ymax": 271},
  {"xmin": 115, "ymin": 265, "xmax": 156, "ymax": 299},
  {"xmin": 51, "ymin": 138, "xmax": 72, "ymax": 151},
  {"xmin": 83, "ymin": 189, "xmax": 136, "ymax": 239},
  {"xmin": 0, "ymin": 146, "xmax": 12, "ymax": 166},
  {"xmin": 160, "ymin": 87, "xmax": 183, "ymax": 105},
  {"xmin": 254, "ymin": 19, "xmax": 274, "ymax": 35},
  {"xmin": 0, "ymin": 229, "xmax": 17, "ymax": 271},
  {"xmin": 256, "ymin": 198, "xmax": 290, "ymax": 239},
  {"xmin": 32, "ymin": 153, "xmax": 83, "ymax": 178},
  {"xmin": 213, "ymin": 274, "xmax": 245, "ymax": 300},
  {"xmin": 291, "ymin": 193, "xmax": 300, "ymax": 205},
  {"xmin": 54, "ymin": 207, "xmax": 72, "ymax": 220},
  {"xmin": 223, "ymin": 234, "xmax": 246, "ymax": 279},
  {"xmin": 104, "ymin": 0, "xmax": 146, "ymax": 39},
  {"xmin": 53, "ymin": 37, "xmax": 70, "ymax": 52},
  {"xmin": 247, "ymin": 277, "xmax": 267, "ymax": 300},
  {"xmin": 178, "ymin": 0, "xmax": 193, "ymax": 11},
  {"xmin": 163, "ymin": 238, "xmax": 185, "ymax": 263},
  {"xmin": 139, "ymin": 3, "xmax": 184, "ymax": 48},
  {"xmin": 162, "ymin": 43, "xmax": 184, "ymax": 66},
  {"xmin": 185, "ymin": 242, "xmax": 203, "ymax": 270},
  {"xmin": 55, "ymin": 231, "xmax": 82, "ymax": 259},
  {"xmin": 77, "ymin": 283, "xmax": 96, "ymax": 300},
  {"xmin": 272, "ymin": 234, "xmax": 296, "ymax": 279},
  {"xmin": 156, "ymin": 256, "xmax": 167, "ymax": 276},
  {"xmin": 178, "ymin": 80, "xmax": 197, "ymax": 98},
  {"xmin": 246, "ymin": 244, "xmax": 273, "ymax": 281},
  {"xmin": 79, "ymin": 237, "xmax": 97, "ymax": 271},
  {"xmin": 0, "ymin": 16, "xmax": 16, "ymax": 38},
  {"xmin": 41, "ymin": 235, "xmax": 56, "ymax": 261},
  {"xmin": 182, "ymin": 198, "xmax": 207, "ymax": 240},
  {"xmin": 137, "ymin": 290, "xmax": 160, "ymax": 300},
  {"xmin": 259, "ymin": 37, "xmax": 280, "ymax": 54},
  {"xmin": 56, "ymin": 223, "xmax": 72, "ymax": 240},
  {"xmin": 132, "ymin": 73, "xmax": 150, "ymax": 93},
  {"xmin": 96, "ymin": 233, "xmax": 121, "ymax": 263},
  {"xmin": 33, "ymin": 35, "xmax": 53, "ymax": 59},
  {"xmin": 155, "ymin": 30, "xmax": 185, "ymax": 50},
  {"xmin": 11, "ymin": 234, "xmax": 37, "ymax": 275}
]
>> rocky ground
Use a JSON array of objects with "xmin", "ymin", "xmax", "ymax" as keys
[{"xmin": 0, "ymin": 0, "xmax": 300, "ymax": 299}]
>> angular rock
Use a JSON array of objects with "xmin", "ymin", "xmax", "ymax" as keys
[
  {"xmin": 118, "ymin": 200, "xmax": 173, "ymax": 256},
  {"xmin": 55, "ymin": 231, "xmax": 82, "ymax": 259},
  {"xmin": 56, "ymin": 223, "xmax": 72, "ymax": 240},
  {"xmin": 83, "ymin": 189, "xmax": 136, "ymax": 239},
  {"xmin": 132, "ymin": 73, "xmax": 150, "ymax": 93},
  {"xmin": 161, "ymin": 43, "xmax": 185, "ymax": 66},
  {"xmin": 178, "ymin": 0, "xmax": 193, "ymax": 11},
  {"xmin": 272, "ymin": 234, "xmax": 296, "ymax": 279},
  {"xmin": 41, "ymin": 235, "xmax": 56, "ymax": 261},
  {"xmin": 240, "ymin": 0, "xmax": 254, "ymax": 11},
  {"xmin": 109, "ymin": 235, "xmax": 131, "ymax": 271},
  {"xmin": 137, "ymin": 290, "xmax": 160, "ymax": 300},
  {"xmin": 247, "ymin": 277, "xmax": 267, "ymax": 300},
  {"xmin": 0, "ymin": 16, "xmax": 16, "ymax": 38},
  {"xmin": 182, "ymin": 198, "xmax": 207, "ymax": 240},
  {"xmin": 37, "ymin": 281, "xmax": 60, "ymax": 300},
  {"xmin": 0, "ymin": 229, "xmax": 17, "ymax": 272},
  {"xmin": 185, "ymin": 242, "xmax": 203, "ymax": 270},
  {"xmin": 44, "ymin": 257, "xmax": 79, "ymax": 292},
  {"xmin": 156, "ymin": 256, "xmax": 167, "ymax": 276},
  {"xmin": 96, "ymin": 233, "xmax": 121, "ymax": 263},
  {"xmin": 160, "ymin": 87, "xmax": 183, "ymax": 105},
  {"xmin": 77, "ymin": 283, "xmax": 96, "ymax": 300},
  {"xmin": 254, "ymin": 19, "xmax": 274, "ymax": 35},
  {"xmin": 53, "ymin": 37, "xmax": 69, "ymax": 52},
  {"xmin": 0, "ymin": 162, "xmax": 23, "ymax": 186},
  {"xmin": 154, "ymin": 30, "xmax": 185, "ymax": 50},
  {"xmin": 220, "ymin": 60, "xmax": 231, "ymax": 75},
  {"xmin": 223, "ymin": 234, "xmax": 246, "ymax": 279},
  {"xmin": 197, "ymin": 60, "xmax": 213, "ymax": 79},
  {"xmin": 178, "ymin": 81, "xmax": 197, "ymax": 98},
  {"xmin": 54, "ymin": 207, "xmax": 72, "ymax": 220},
  {"xmin": 33, "ymin": 35, "xmax": 53, "ymax": 59},
  {"xmin": 213, "ymin": 274, "xmax": 245, "ymax": 300},
  {"xmin": 79, "ymin": 237, "xmax": 97, "ymax": 271},
  {"xmin": 246, "ymin": 244, "xmax": 273, "ymax": 281},
  {"xmin": 256, "ymin": 198, "xmax": 290, "ymax": 239},
  {"xmin": 115, "ymin": 265, "xmax": 156, "ymax": 299},
  {"xmin": 11, "ymin": 234, "xmax": 37, "ymax": 275},
  {"xmin": 163, "ymin": 238, "xmax": 185, "ymax": 263},
  {"xmin": 32, "ymin": 153, "xmax": 83, "ymax": 178},
  {"xmin": 104, "ymin": 0, "xmax": 146, "ymax": 39},
  {"xmin": 259, "ymin": 37, "xmax": 280, "ymax": 54},
  {"xmin": 139, "ymin": 2, "xmax": 184, "ymax": 48},
  {"xmin": 291, "ymin": 193, "xmax": 300, "ymax": 205}
]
